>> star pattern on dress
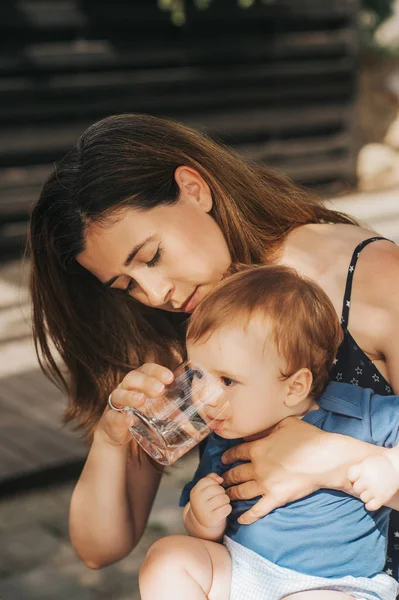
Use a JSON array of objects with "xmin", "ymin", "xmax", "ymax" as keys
[{"xmin": 334, "ymin": 237, "xmax": 398, "ymax": 569}]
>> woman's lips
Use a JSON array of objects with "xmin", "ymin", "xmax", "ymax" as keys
[{"xmin": 181, "ymin": 287, "xmax": 199, "ymax": 313}]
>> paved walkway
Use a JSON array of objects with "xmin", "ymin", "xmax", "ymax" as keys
[{"xmin": 0, "ymin": 185, "xmax": 398, "ymax": 599}]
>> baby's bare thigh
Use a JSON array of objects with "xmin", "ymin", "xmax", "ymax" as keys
[
  {"xmin": 141, "ymin": 534, "xmax": 231, "ymax": 600},
  {"xmin": 200, "ymin": 538, "xmax": 232, "ymax": 600},
  {"xmin": 284, "ymin": 592, "xmax": 355, "ymax": 599}
]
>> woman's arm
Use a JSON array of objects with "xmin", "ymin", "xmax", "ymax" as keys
[
  {"xmin": 69, "ymin": 362, "xmax": 174, "ymax": 568},
  {"xmin": 69, "ymin": 429, "xmax": 161, "ymax": 569},
  {"xmin": 221, "ymin": 244, "xmax": 399, "ymax": 523},
  {"xmin": 221, "ymin": 418, "xmax": 386, "ymax": 524}
]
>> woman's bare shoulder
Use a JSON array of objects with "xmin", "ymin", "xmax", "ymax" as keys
[
  {"xmin": 317, "ymin": 224, "xmax": 399, "ymax": 389},
  {"xmin": 354, "ymin": 235, "xmax": 399, "ymax": 391},
  {"xmin": 357, "ymin": 234, "xmax": 399, "ymax": 289}
]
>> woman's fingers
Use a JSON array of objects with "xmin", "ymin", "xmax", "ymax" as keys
[
  {"xmin": 221, "ymin": 441, "xmax": 253, "ymax": 465},
  {"xmin": 225, "ymin": 480, "xmax": 261, "ymax": 501},
  {"xmin": 121, "ymin": 371, "xmax": 165, "ymax": 397},
  {"xmin": 237, "ymin": 495, "xmax": 279, "ymax": 525},
  {"xmin": 139, "ymin": 363, "xmax": 174, "ymax": 383},
  {"xmin": 99, "ymin": 362, "xmax": 174, "ymax": 447},
  {"xmin": 109, "ymin": 363, "xmax": 174, "ymax": 408},
  {"xmin": 110, "ymin": 387, "xmax": 147, "ymax": 409},
  {"xmin": 222, "ymin": 463, "xmax": 255, "ymax": 487}
]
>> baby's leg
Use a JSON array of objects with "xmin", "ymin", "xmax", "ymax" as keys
[
  {"xmin": 284, "ymin": 592, "xmax": 354, "ymax": 599},
  {"xmin": 139, "ymin": 534, "xmax": 231, "ymax": 600}
]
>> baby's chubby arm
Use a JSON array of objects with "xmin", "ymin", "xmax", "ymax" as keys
[
  {"xmin": 183, "ymin": 473, "xmax": 232, "ymax": 542},
  {"xmin": 348, "ymin": 447, "xmax": 399, "ymax": 511}
]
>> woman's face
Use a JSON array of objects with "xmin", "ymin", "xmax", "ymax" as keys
[{"xmin": 76, "ymin": 167, "xmax": 231, "ymax": 313}]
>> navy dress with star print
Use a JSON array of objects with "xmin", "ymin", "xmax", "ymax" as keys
[{"xmin": 330, "ymin": 236, "xmax": 397, "ymax": 581}]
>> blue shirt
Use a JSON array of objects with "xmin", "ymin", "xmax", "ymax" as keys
[{"xmin": 180, "ymin": 382, "xmax": 399, "ymax": 579}]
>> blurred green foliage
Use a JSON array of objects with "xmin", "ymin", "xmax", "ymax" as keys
[
  {"xmin": 361, "ymin": 0, "xmax": 397, "ymax": 54},
  {"xmin": 363, "ymin": 0, "xmax": 393, "ymax": 25},
  {"xmin": 158, "ymin": 0, "xmax": 397, "ymax": 55}
]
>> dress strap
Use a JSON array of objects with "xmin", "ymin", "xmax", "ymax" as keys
[{"xmin": 341, "ymin": 237, "xmax": 392, "ymax": 327}]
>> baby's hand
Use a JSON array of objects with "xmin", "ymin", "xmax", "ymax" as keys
[
  {"xmin": 347, "ymin": 452, "xmax": 399, "ymax": 511},
  {"xmin": 190, "ymin": 473, "xmax": 232, "ymax": 529}
]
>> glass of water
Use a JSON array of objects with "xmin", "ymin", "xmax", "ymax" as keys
[{"xmin": 109, "ymin": 361, "xmax": 227, "ymax": 466}]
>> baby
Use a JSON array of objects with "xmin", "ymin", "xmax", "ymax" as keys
[{"xmin": 139, "ymin": 265, "xmax": 399, "ymax": 600}]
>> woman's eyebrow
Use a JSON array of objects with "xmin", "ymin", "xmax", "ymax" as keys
[{"xmin": 103, "ymin": 235, "xmax": 155, "ymax": 287}]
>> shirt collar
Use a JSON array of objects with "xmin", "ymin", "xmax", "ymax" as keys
[{"xmin": 314, "ymin": 381, "xmax": 365, "ymax": 420}]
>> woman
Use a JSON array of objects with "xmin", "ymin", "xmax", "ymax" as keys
[{"xmin": 29, "ymin": 114, "xmax": 399, "ymax": 573}]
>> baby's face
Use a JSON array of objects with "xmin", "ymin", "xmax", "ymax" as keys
[{"xmin": 187, "ymin": 319, "xmax": 292, "ymax": 440}]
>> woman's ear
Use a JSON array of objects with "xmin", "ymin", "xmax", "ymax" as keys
[
  {"xmin": 174, "ymin": 166, "xmax": 213, "ymax": 212},
  {"xmin": 284, "ymin": 368, "xmax": 313, "ymax": 408}
]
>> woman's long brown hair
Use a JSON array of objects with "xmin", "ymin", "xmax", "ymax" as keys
[{"xmin": 28, "ymin": 113, "xmax": 357, "ymax": 439}]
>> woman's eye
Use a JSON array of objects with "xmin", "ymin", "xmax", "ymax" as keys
[
  {"xmin": 146, "ymin": 247, "xmax": 163, "ymax": 267},
  {"xmin": 124, "ymin": 279, "xmax": 136, "ymax": 295},
  {"xmin": 221, "ymin": 376, "xmax": 236, "ymax": 387}
]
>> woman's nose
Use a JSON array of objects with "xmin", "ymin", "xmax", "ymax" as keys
[{"xmin": 135, "ymin": 271, "xmax": 173, "ymax": 308}]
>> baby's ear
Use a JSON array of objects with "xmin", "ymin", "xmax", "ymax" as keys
[{"xmin": 284, "ymin": 368, "xmax": 313, "ymax": 408}]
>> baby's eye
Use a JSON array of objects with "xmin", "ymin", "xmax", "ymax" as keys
[
  {"xmin": 221, "ymin": 376, "xmax": 236, "ymax": 387},
  {"xmin": 191, "ymin": 368, "xmax": 204, "ymax": 380}
]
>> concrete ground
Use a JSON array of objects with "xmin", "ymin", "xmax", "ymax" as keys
[
  {"xmin": 0, "ymin": 185, "xmax": 398, "ymax": 600},
  {"xmin": 0, "ymin": 453, "xmax": 198, "ymax": 600}
]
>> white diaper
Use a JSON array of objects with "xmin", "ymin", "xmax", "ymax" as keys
[{"xmin": 224, "ymin": 537, "xmax": 399, "ymax": 600}]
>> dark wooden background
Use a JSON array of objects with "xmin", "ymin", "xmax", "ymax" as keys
[{"xmin": 0, "ymin": 0, "xmax": 360, "ymax": 254}]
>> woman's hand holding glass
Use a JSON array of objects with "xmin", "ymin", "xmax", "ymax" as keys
[
  {"xmin": 95, "ymin": 363, "xmax": 174, "ymax": 447},
  {"xmin": 103, "ymin": 361, "xmax": 227, "ymax": 465}
]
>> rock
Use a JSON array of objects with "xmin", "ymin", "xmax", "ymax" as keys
[{"xmin": 357, "ymin": 142, "xmax": 399, "ymax": 191}]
